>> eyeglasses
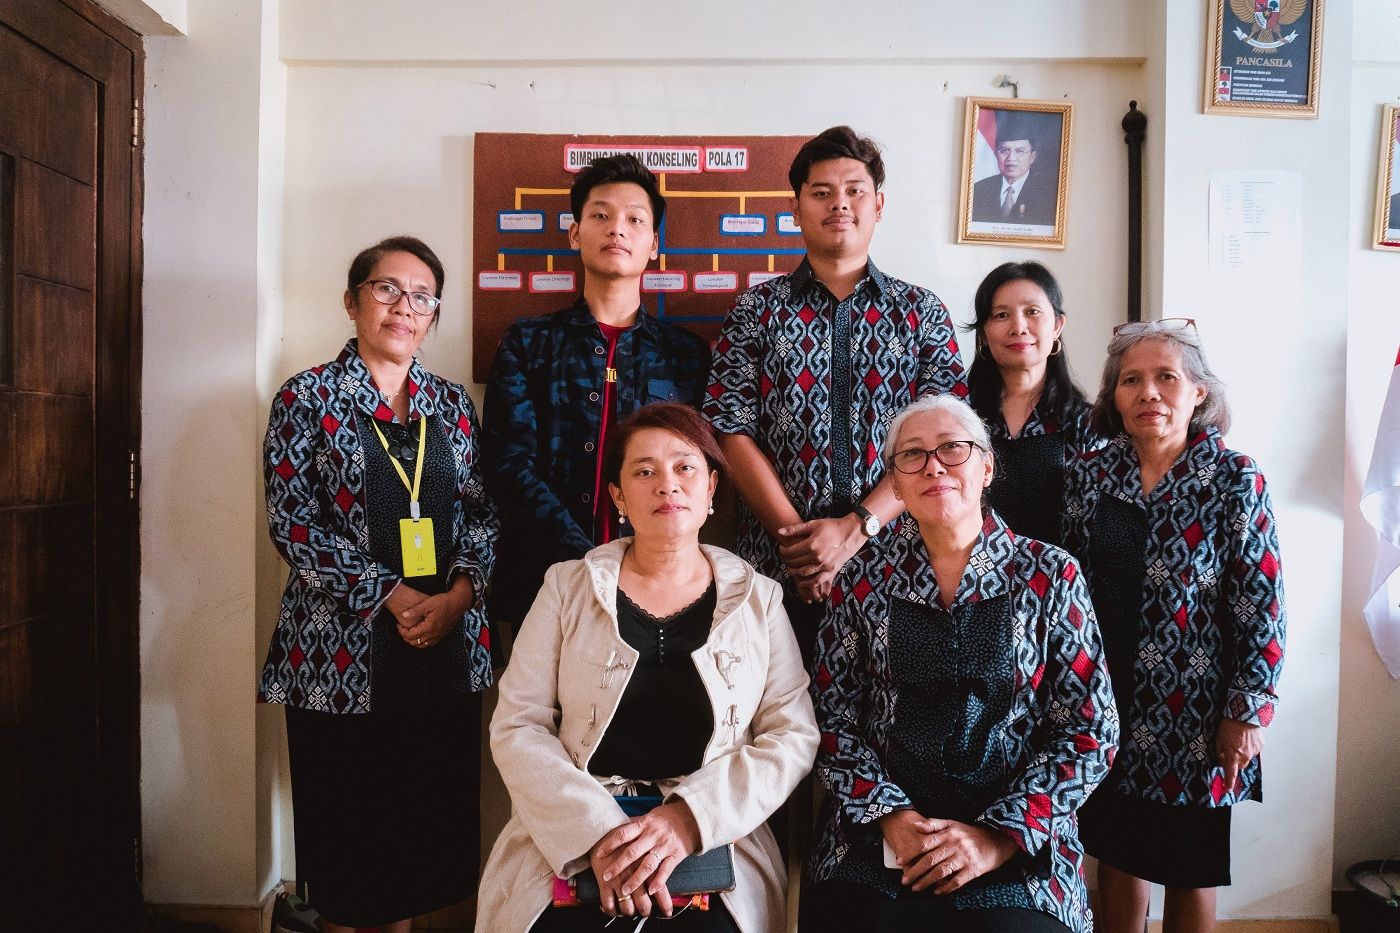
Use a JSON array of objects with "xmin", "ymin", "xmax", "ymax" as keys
[
  {"xmin": 995, "ymin": 145, "xmax": 1033, "ymax": 158},
  {"xmin": 1112, "ymin": 317, "xmax": 1196, "ymax": 337},
  {"xmin": 890, "ymin": 441, "xmax": 983, "ymax": 474},
  {"xmin": 357, "ymin": 279, "xmax": 441, "ymax": 316}
]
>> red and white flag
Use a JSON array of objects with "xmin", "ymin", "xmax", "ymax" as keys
[{"xmin": 1361, "ymin": 347, "xmax": 1400, "ymax": 678}]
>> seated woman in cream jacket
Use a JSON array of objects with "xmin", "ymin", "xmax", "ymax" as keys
[{"xmin": 478, "ymin": 403, "xmax": 819, "ymax": 933}]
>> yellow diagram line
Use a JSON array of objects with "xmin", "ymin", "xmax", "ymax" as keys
[
  {"xmin": 659, "ymin": 255, "xmax": 667, "ymax": 271},
  {"xmin": 515, "ymin": 187, "xmax": 570, "ymax": 210},
  {"xmin": 739, "ymin": 196, "xmax": 746, "ymax": 213},
  {"xmin": 547, "ymin": 255, "xmax": 554, "ymax": 272},
  {"xmin": 657, "ymin": 173, "xmax": 789, "ymax": 200},
  {"xmin": 712, "ymin": 254, "xmax": 720, "ymax": 272},
  {"xmin": 768, "ymin": 254, "xmax": 775, "ymax": 272},
  {"xmin": 497, "ymin": 253, "xmax": 505, "ymax": 271}
]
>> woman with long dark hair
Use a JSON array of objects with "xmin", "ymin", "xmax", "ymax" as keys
[{"xmin": 964, "ymin": 261, "xmax": 1099, "ymax": 545}]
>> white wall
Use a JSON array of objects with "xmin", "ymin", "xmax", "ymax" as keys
[
  {"xmin": 133, "ymin": 0, "xmax": 1388, "ymax": 918},
  {"xmin": 279, "ymin": 0, "xmax": 1147, "ymax": 65},
  {"xmin": 1142, "ymin": 1, "xmax": 1352, "ymax": 918},
  {"xmin": 1335, "ymin": 1, "xmax": 1400, "ymax": 887},
  {"xmin": 141, "ymin": 0, "xmax": 279, "ymax": 907},
  {"xmin": 277, "ymin": 60, "xmax": 1142, "ymax": 411}
]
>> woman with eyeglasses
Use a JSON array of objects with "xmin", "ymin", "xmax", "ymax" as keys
[
  {"xmin": 1064, "ymin": 319, "xmax": 1286, "ymax": 933},
  {"xmin": 802, "ymin": 394, "xmax": 1118, "ymax": 933},
  {"xmin": 258, "ymin": 236, "xmax": 499, "ymax": 932},
  {"xmin": 965, "ymin": 262, "xmax": 1099, "ymax": 547}
]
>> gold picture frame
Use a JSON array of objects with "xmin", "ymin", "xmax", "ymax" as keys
[
  {"xmin": 957, "ymin": 97, "xmax": 1072, "ymax": 250},
  {"xmin": 1373, "ymin": 104, "xmax": 1400, "ymax": 252},
  {"xmin": 1203, "ymin": 0, "xmax": 1324, "ymax": 118}
]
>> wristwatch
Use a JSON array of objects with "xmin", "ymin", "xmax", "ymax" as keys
[{"xmin": 852, "ymin": 504, "xmax": 882, "ymax": 538}]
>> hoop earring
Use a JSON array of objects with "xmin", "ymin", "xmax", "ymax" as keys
[
  {"xmin": 977, "ymin": 342, "xmax": 991, "ymax": 360},
  {"xmin": 1049, "ymin": 338, "xmax": 1063, "ymax": 356}
]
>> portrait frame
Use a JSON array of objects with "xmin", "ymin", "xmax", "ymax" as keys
[
  {"xmin": 1203, "ymin": 0, "xmax": 1324, "ymax": 119},
  {"xmin": 957, "ymin": 97, "xmax": 1072, "ymax": 251},
  {"xmin": 1372, "ymin": 105, "xmax": 1400, "ymax": 252}
]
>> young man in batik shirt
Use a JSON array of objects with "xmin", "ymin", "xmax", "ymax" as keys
[
  {"xmin": 703, "ymin": 126, "xmax": 968, "ymax": 656},
  {"xmin": 484, "ymin": 155, "xmax": 710, "ymax": 633}
]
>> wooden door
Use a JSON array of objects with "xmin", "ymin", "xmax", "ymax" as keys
[{"xmin": 0, "ymin": 1, "xmax": 142, "ymax": 927}]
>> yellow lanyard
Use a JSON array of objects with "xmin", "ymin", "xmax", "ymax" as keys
[{"xmin": 370, "ymin": 416, "xmax": 427, "ymax": 519}]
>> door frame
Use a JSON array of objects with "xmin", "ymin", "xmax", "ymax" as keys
[{"xmin": 3, "ymin": 0, "xmax": 143, "ymax": 916}]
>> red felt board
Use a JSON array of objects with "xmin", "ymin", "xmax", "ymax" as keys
[{"xmin": 471, "ymin": 133, "xmax": 808, "ymax": 381}]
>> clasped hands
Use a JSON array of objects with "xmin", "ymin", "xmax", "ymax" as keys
[
  {"xmin": 383, "ymin": 575, "xmax": 474, "ymax": 649},
  {"xmin": 879, "ymin": 809, "xmax": 1019, "ymax": 895},
  {"xmin": 588, "ymin": 800, "xmax": 702, "ymax": 919},
  {"xmin": 777, "ymin": 513, "xmax": 866, "ymax": 604}
]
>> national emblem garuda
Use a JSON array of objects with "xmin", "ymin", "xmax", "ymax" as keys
[{"xmin": 1229, "ymin": 0, "xmax": 1307, "ymax": 50}]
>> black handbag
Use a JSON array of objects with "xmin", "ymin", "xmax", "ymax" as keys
[{"xmin": 572, "ymin": 795, "xmax": 736, "ymax": 901}]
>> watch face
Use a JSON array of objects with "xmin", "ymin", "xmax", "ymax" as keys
[{"xmin": 863, "ymin": 514, "xmax": 881, "ymax": 537}]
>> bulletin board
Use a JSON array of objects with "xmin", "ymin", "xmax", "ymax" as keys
[{"xmin": 471, "ymin": 132, "xmax": 808, "ymax": 380}]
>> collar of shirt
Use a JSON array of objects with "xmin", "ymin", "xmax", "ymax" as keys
[
  {"xmin": 1000, "ymin": 174, "xmax": 1029, "ymax": 201},
  {"xmin": 564, "ymin": 296, "xmax": 653, "ymax": 336},
  {"xmin": 882, "ymin": 510, "xmax": 1015, "ymax": 610},
  {"xmin": 338, "ymin": 338, "xmax": 438, "ymax": 422},
  {"xmin": 991, "ymin": 404, "xmax": 1052, "ymax": 440},
  {"xmin": 1099, "ymin": 427, "xmax": 1225, "ymax": 505},
  {"xmin": 786, "ymin": 256, "xmax": 892, "ymax": 303}
]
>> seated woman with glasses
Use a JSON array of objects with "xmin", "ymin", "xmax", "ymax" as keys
[
  {"xmin": 477, "ymin": 403, "xmax": 819, "ymax": 933},
  {"xmin": 802, "ymin": 394, "xmax": 1118, "ymax": 933},
  {"xmin": 964, "ymin": 262, "xmax": 1101, "ymax": 547},
  {"xmin": 1063, "ymin": 319, "xmax": 1286, "ymax": 933},
  {"xmin": 259, "ymin": 236, "xmax": 499, "ymax": 932}
]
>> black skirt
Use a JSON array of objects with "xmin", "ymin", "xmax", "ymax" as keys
[
  {"xmin": 285, "ymin": 693, "xmax": 482, "ymax": 926},
  {"xmin": 1078, "ymin": 786, "xmax": 1232, "ymax": 889},
  {"xmin": 800, "ymin": 879, "xmax": 1070, "ymax": 933}
]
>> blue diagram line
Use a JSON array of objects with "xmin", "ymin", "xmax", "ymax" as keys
[
  {"xmin": 662, "ymin": 247, "xmax": 806, "ymax": 256},
  {"xmin": 497, "ymin": 248, "xmax": 580, "ymax": 256},
  {"xmin": 496, "ymin": 246, "xmax": 805, "ymax": 257}
]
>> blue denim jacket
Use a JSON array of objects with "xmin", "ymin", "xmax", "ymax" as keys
[{"xmin": 483, "ymin": 300, "xmax": 711, "ymax": 627}]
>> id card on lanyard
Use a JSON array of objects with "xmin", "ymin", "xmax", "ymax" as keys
[{"xmin": 370, "ymin": 416, "xmax": 436, "ymax": 577}]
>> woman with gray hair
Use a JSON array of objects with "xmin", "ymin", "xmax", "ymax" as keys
[
  {"xmin": 804, "ymin": 393, "xmax": 1118, "ymax": 933},
  {"xmin": 1063, "ymin": 319, "xmax": 1287, "ymax": 933}
]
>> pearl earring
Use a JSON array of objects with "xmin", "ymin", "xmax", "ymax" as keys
[
  {"xmin": 707, "ymin": 502, "xmax": 715, "ymax": 515},
  {"xmin": 617, "ymin": 509, "xmax": 626, "ymax": 523}
]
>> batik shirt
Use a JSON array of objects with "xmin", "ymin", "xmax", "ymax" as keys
[
  {"xmin": 1062, "ymin": 429, "xmax": 1285, "ymax": 806},
  {"xmin": 483, "ymin": 301, "xmax": 710, "ymax": 627},
  {"xmin": 703, "ymin": 259, "xmax": 968, "ymax": 586},
  {"xmin": 984, "ymin": 399, "xmax": 1102, "ymax": 548},
  {"xmin": 810, "ymin": 512, "xmax": 1117, "ymax": 933},
  {"xmin": 259, "ymin": 340, "xmax": 499, "ymax": 713}
]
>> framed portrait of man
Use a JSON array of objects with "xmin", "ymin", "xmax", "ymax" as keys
[
  {"xmin": 957, "ymin": 98, "xmax": 1073, "ymax": 249},
  {"xmin": 1203, "ymin": 0, "xmax": 1324, "ymax": 118},
  {"xmin": 1374, "ymin": 104, "xmax": 1400, "ymax": 252}
]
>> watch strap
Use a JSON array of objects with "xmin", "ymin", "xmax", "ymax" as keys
[{"xmin": 852, "ymin": 504, "xmax": 879, "ymax": 537}]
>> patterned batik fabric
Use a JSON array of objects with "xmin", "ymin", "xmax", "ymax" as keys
[
  {"xmin": 259, "ymin": 339, "xmax": 500, "ymax": 713},
  {"xmin": 483, "ymin": 301, "xmax": 710, "ymax": 627},
  {"xmin": 1062, "ymin": 429, "xmax": 1286, "ymax": 807},
  {"xmin": 809, "ymin": 511, "xmax": 1118, "ymax": 933},
  {"xmin": 985, "ymin": 399, "xmax": 1104, "ymax": 549},
  {"xmin": 702, "ymin": 258, "xmax": 968, "ymax": 587}
]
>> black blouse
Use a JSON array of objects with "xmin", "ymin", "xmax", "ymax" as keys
[
  {"xmin": 986, "ymin": 399, "xmax": 1099, "ymax": 547},
  {"xmin": 360, "ymin": 414, "xmax": 470, "ymax": 710},
  {"xmin": 589, "ymin": 583, "xmax": 717, "ymax": 779}
]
